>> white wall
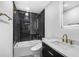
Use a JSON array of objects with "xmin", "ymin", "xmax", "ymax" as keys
[
  {"xmin": 0, "ymin": 1, "xmax": 13, "ymax": 57},
  {"xmin": 45, "ymin": 1, "xmax": 79, "ymax": 41},
  {"xmin": 45, "ymin": 2, "xmax": 61, "ymax": 38}
]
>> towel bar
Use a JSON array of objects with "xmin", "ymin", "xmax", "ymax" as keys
[{"xmin": 0, "ymin": 13, "xmax": 12, "ymax": 20}]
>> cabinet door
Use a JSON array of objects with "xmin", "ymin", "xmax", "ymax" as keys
[{"xmin": 42, "ymin": 42, "xmax": 54, "ymax": 57}]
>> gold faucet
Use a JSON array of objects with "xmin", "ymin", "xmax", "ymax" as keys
[
  {"xmin": 62, "ymin": 34, "xmax": 73, "ymax": 45},
  {"xmin": 62, "ymin": 34, "xmax": 68, "ymax": 43}
]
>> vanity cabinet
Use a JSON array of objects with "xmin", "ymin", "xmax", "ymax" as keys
[{"xmin": 42, "ymin": 42, "xmax": 64, "ymax": 57}]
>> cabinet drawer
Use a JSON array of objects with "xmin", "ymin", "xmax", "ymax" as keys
[
  {"xmin": 49, "ymin": 47, "xmax": 64, "ymax": 57},
  {"xmin": 42, "ymin": 42, "xmax": 64, "ymax": 57}
]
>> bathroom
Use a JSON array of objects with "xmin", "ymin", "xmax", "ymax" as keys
[
  {"xmin": 0, "ymin": 1, "xmax": 79, "ymax": 57},
  {"xmin": 13, "ymin": 1, "xmax": 79, "ymax": 57}
]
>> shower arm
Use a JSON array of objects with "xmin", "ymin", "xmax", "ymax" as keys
[{"xmin": 0, "ymin": 13, "xmax": 12, "ymax": 20}]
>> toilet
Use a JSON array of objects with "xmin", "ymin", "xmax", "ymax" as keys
[{"xmin": 14, "ymin": 40, "xmax": 42, "ymax": 57}]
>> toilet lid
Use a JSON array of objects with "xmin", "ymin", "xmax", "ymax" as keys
[{"xmin": 31, "ymin": 43, "xmax": 42, "ymax": 51}]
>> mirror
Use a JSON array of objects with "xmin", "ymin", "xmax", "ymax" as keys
[{"xmin": 63, "ymin": 1, "xmax": 79, "ymax": 29}]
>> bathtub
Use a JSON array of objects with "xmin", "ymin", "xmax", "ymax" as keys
[{"xmin": 14, "ymin": 40, "xmax": 42, "ymax": 57}]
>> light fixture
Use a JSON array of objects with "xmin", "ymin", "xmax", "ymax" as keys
[
  {"xmin": 25, "ymin": 7, "xmax": 30, "ymax": 16},
  {"xmin": 25, "ymin": 12, "xmax": 29, "ymax": 16}
]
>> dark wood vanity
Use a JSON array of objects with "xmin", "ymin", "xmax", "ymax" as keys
[{"xmin": 42, "ymin": 42, "xmax": 64, "ymax": 57}]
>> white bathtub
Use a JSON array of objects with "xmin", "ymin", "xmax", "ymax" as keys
[{"xmin": 14, "ymin": 40, "xmax": 42, "ymax": 57}]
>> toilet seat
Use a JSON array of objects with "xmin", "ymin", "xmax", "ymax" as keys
[{"xmin": 31, "ymin": 43, "xmax": 42, "ymax": 51}]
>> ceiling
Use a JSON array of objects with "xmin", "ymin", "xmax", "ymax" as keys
[
  {"xmin": 63, "ymin": 1, "xmax": 79, "ymax": 12},
  {"xmin": 14, "ymin": 1, "xmax": 51, "ymax": 13}
]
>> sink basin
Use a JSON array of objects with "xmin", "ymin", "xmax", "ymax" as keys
[
  {"xmin": 51, "ymin": 41, "xmax": 66, "ymax": 46},
  {"xmin": 51, "ymin": 41, "xmax": 61, "ymax": 44},
  {"xmin": 51, "ymin": 41, "xmax": 76, "ymax": 48}
]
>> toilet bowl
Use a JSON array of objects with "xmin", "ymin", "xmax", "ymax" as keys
[
  {"xmin": 31, "ymin": 42, "xmax": 42, "ymax": 57},
  {"xmin": 31, "ymin": 43, "xmax": 42, "ymax": 51}
]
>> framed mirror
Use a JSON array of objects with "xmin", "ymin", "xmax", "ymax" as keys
[{"xmin": 62, "ymin": 1, "xmax": 79, "ymax": 29}]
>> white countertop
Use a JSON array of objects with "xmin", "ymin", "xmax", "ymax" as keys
[{"xmin": 42, "ymin": 38, "xmax": 79, "ymax": 57}]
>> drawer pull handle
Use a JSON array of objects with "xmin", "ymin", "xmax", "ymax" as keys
[{"xmin": 48, "ymin": 51, "xmax": 54, "ymax": 56}]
